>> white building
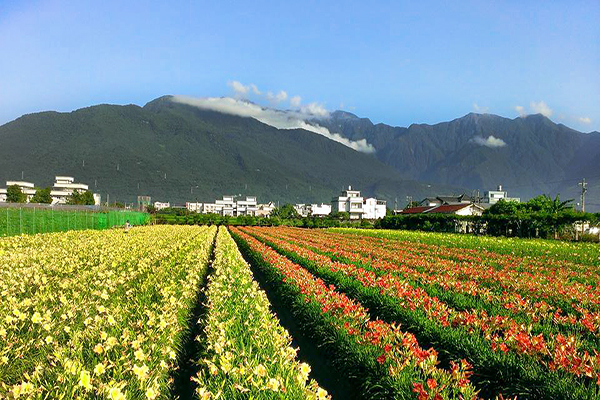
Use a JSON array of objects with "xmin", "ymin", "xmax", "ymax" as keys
[
  {"xmin": 50, "ymin": 176, "xmax": 101, "ymax": 205},
  {"xmin": 293, "ymin": 204, "xmax": 311, "ymax": 217},
  {"xmin": 256, "ymin": 202, "xmax": 276, "ymax": 217},
  {"xmin": 154, "ymin": 201, "xmax": 171, "ymax": 211},
  {"xmin": 483, "ymin": 185, "xmax": 520, "ymax": 205},
  {"xmin": 236, "ymin": 196, "xmax": 258, "ymax": 216},
  {"xmin": 0, "ymin": 181, "xmax": 37, "ymax": 202},
  {"xmin": 332, "ymin": 186, "xmax": 364, "ymax": 219},
  {"xmin": 311, "ymin": 203, "xmax": 332, "ymax": 217},
  {"xmin": 202, "ymin": 195, "xmax": 259, "ymax": 216},
  {"xmin": 185, "ymin": 202, "xmax": 203, "ymax": 213},
  {"xmin": 363, "ymin": 198, "xmax": 387, "ymax": 219}
]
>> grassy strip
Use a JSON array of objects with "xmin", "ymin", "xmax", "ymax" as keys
[
  {"xmin": 192, "ymin": 227, "xmax": 326, "ymax": 399},
  {"xmin": 231, "ymin": 227, "xmax": 480, "ymax": 400},
  {"xmin": 0, "ymin": 225, "xmax": 215, "ymax": 399},
  {"xmin": 244, "ymin": 228, "xmax": 600, "ymax": 399}
]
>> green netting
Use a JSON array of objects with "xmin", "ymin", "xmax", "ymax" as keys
[{"xmin": 0, "ymin": 208, "xmax": 150, "ymax": 237}]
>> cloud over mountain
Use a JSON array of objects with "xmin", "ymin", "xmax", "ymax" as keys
[
  {"xmin": 171, "ymin": 95, "xmax": 375, "ymax": 153},
  {"xmin": 471, "ymin": 135, "xmax": 507, "ymax": 148}
]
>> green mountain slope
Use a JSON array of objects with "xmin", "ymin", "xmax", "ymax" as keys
[{"xmin": 0, "ymin": 96, "xmax": 457, "ymax": 206}]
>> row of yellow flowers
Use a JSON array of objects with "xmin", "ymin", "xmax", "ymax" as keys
[
  {"xmin": 192, "ymin": 227, "xmax": 329, "ymax": 399},
  {"xmin": 0, "ymin": 225, "xmax": 216, "ymax": 398}
]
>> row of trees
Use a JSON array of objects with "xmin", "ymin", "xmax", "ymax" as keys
[
  {"xmin": 379, "ymin": 195, "xmax": 599, "ymax": 240},
  {"xmin": 4, "ymin": 185, "xmax": 96, "ymax": 205}
]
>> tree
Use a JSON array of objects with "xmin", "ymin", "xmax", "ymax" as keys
[
  {"xmin": 66, "ymin": 189, "xmax": 96, "ymax": 205},
  {"xmin": 485, "ymin": 199, "xmax": 521, "ymax": 216},
  {"xmin": 270, "ymin": 204, "xmax": 300, "ymax": 219},
  {"xmin": 30, "ymin": 187, "xmax": 53, "ymax": 204},
  {"xmin": 6, "ymin": 185, "xmax": 27, "ymax": 203}
]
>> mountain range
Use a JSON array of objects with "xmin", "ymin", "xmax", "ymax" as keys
[
  {"xmin": 0, "ymin": 96, "xmax": 455, "ymax": 206},
  {"xmin": 0, "ymin": 95, "xmax": 598, "ymax": 211},
  {"xmin": 319, "ymin": 111, "xmax": 600, "ymax": 209}
]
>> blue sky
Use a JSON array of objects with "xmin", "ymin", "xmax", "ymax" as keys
[{"xmin": 0, "ymin": 0, "xmax": 598, "ymax": 131}]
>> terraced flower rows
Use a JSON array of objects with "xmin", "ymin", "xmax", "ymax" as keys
[
  {"xmin": 236, "ymin": 226, "xmax": 600, "ymax": 400},
  {"xmin": 3, "ymin": 224, "xmax": 598, "ymax": 399}
]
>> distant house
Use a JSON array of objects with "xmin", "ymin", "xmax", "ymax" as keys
[
  {"xmin": 154, "ymin": 201, "xmax": 171, "ymax": 211},
  {"xmin": 331, "ymin": 187, "xmax": 387, "ymax": 220},
  {"xmin": 256, "ymin": 202, "xmax": 276, "ymax": 218},
  {"xmin": 483, "ymin": 185, "xmax": 520, "ymax": 204},
  {"xmin": 185, "ymin": 202, "xmax": 203, "ymax": 213},
  {"xmin": 332, "ymin": 186, "xmax": 364, "ymax": 219},
  {"xmin": 294, "ymin": 203, "xmax": 332, "ymax": 217},
  {"xmin": 311, "ymin": 203, "xmax": 332, "ymax": 217},
  {"xmin": 0, "ymin": 181, "xmax": 36, "ymax": 202},
  {"xmin": 400, "ymin": 205, "xmax": 436, "ymax": 214},
  {"xmin": 137, "ymin": 195, "xmax": 152, "ymax": 211},
  {"xmin": 363, "ymin": 198, "xmax": 387, "ymax": 219},
  {"xmin": 400, "ymin": 203, "xmax": 484, "ymax": 216},
  {"xmin": 51, "ymin": 176, "xmax": 101, "ymax": 205},
  {"xmin": 202, "ymin": 195, "xmax": 259, "ymax": 216},
  {"xmin": 420, "ymin": 194, "xmax": 471, "ymax": 207},
  {"xmin": 426, "ymin": 203, "xmax": 485, "ymax": 216}
]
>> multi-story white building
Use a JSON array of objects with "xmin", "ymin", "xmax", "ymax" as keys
[
  {"xmin": 483, "ymin": 185, "xmax": 520, "ymax": 204},
  {"xmin": 202, "ymin": 195, "xmax": 259, "ymax": 216},
  {"xmin": 236, "ymin": 196, "xmax": 258, "ymax": 216},
  {"xmin": 50, "ymin": 176, "xmax": 101, "ymax": 205},
  {"xmin": 332, "ymin": 186, "xmax": 365, "ymax": 220},
  {"xmin": 0, "ymin": 181, "xmax": 37, "ymax": 202},
  {"xmin": 363, "ymin": 198, "xmax": 387, "ymax": 219},
  {"xmin": 311, "ymin": 203, "xmax": 332, "ymax": 217},
  {"xmin": 154, "ymin": 201, "xmax": 171, "ymax": 211},
  {"xmin": 185, "ymin": 202, "xmax": 203, "ymax": 213},
  {"xmin": 1, "ymin": 176, "xmax": 100, "ymax": 205}
]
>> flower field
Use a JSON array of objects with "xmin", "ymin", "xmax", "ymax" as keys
[
  {"xmin": 192, "ymin": 227, "xmax": 327, "ymax": 399},
  {"xmin": 234, "ymin": 226, "xmax": 600, "ymax": 400},
  {"xmin": 2, "ymin": 224, "xmax": 599, "ymax": 399},
  {"xmin": 0, "ymin": 225, "xmax": 215, "ymax": 398}
]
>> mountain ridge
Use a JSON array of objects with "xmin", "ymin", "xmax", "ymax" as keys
[{"xmin": 0, "ymin": 96, "xmax": 460, "ymax": 206}]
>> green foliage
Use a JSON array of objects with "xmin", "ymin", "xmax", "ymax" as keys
[
  {"xmin": 66, "ymin": 189, "xmax": 95, "ymax": 205},
  {"xmin": 6, "ymin": 185, "xmax": 26, "ymax": 203},
  {"xmin": 30, "ymin": 187, "xmax": 53, "ymax": 204},
  {"xmin": 270, "ymin": 204, "xmax": 299, "ymax": 219}
]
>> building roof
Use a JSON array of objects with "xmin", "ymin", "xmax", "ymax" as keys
[
  {"xmin": 424, "ymin": 203, "xmax": 483, "ymax": 214},
  {"xmin": 399, "ymin": 206, "xmax": 436, "ymax": 214}
]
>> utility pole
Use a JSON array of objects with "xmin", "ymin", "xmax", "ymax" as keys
[
  {"xmin": 21, "ymin": 171, "xmax": 24, "ymax": 180},
  {"xmin": 579, "ymin": 178, "xmax": 587, "ymax": 212}
]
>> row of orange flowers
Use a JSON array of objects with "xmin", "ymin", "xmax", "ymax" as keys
[
  {"xmin": 232, "ymin": 227, "xmax": 482, "ymax": 400},
  {"xmin": 272, "ymin": 226, "xmax": 600, "ymax": 335},
  {"xmin": 244, "ymin": 226, "xmax": 600, "ymax": 386}
]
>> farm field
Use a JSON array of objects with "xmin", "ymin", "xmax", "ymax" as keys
[
  {"xmin": 2, "ymin": 225, "xmax": 599, "ymax": 399},
  {"xmin": 233, "ymin": 226, "xmax": 600, "ymax": 400}
]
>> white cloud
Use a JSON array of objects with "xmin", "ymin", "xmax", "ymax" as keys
[
  {"xmin": 472, "ymin": 135, "xmax": 507, "ymax": 148},
  {"xmin": 171, "ymin": 95, "xmax": 375, "ymax": 153},
  {"xmin": 579, "ymin": 116, "xmax": 592, "ymax": 124},
  {"xmin": 530, "ymin": 101, "xmax": 552, "ymax": 117},
  {"xmin": 227, "ymin": 81, "xmax": 262, "ymax": 97},
  {"xmin": 473, "ymin": 103, "xmax": 489, "ymax": 113},
  {"xmin": 266, "ymin": 90, "xmax": 288, "ymax": 104},
  {"xmin": 515, "ymin": 105, "xmax": 526, "ymax": 117},
  {"xmin": 290, "ymin": 95, "xmax": 302, "ymax": 108}
]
